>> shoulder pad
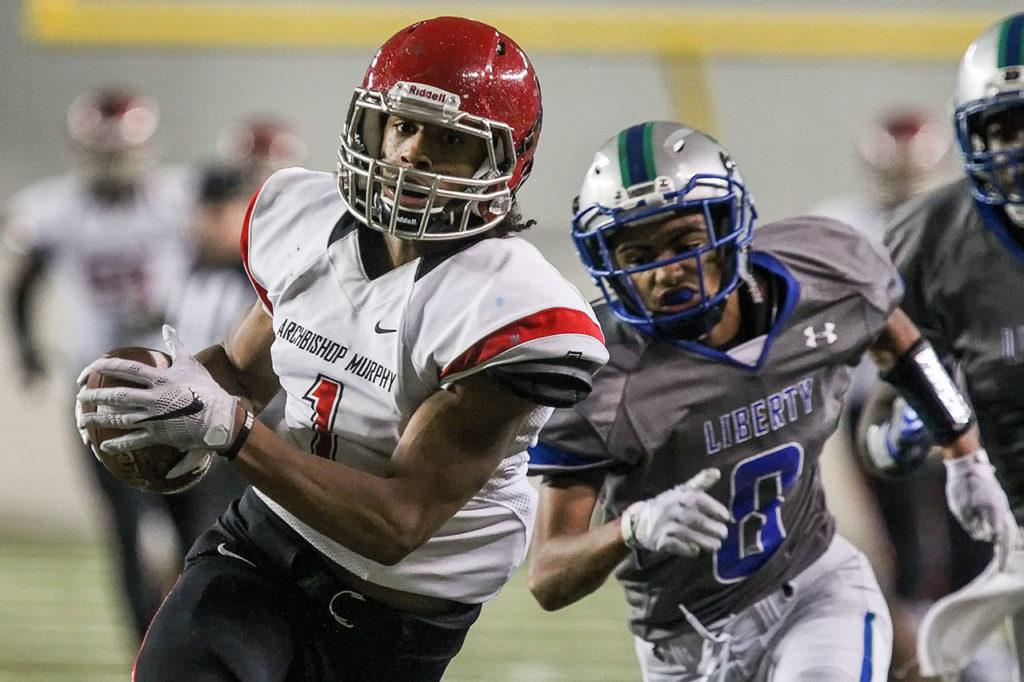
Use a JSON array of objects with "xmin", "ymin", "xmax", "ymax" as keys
[
  {"xmin": 241, "ymin": 168, "xmax": 342, "ymax": 313},
  {"xmin": 755, "ymin": 215, "xmax": 903, "ymax": 317},
  {"xmin": 409, "ymin": 237, "xmax": 609, "ymax": 385}
]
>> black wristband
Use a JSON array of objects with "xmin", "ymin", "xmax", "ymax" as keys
[
  {"xmin": 220, "ymin": 410, "xmax": 255, "ymax": 460},
  {"xmin": 881, "ymin": 338, "xmax": 974, "ymax": 445}
]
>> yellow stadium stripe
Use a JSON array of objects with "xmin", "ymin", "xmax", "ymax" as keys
[
  {"xmin": 23, "ymin": 0, "xmax": 1002, "ymax": 60},
  {"xmin": 662, "ymin": 55, "xmax": 718, "ymax": 139}
]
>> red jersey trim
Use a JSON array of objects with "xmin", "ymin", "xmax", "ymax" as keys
[
  {"xmin": 240, "ymin": 187, "xmax": 273, "ymax": 314},
  {"xmin": 440, "ymin": 307, "xmax": 605, "ymax": 379}
]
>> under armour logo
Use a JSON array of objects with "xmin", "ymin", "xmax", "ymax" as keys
[{"xmin": 803, "ymin": 323, "xmax": 837, "ymax": 348}]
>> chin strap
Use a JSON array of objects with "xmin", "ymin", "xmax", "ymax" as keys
[
  {"xmin": 738, "ymin": 250, "xmax": 762, "ymax": 304},
  {"xmin": 654, "ymin": 303, "xmax": 724, "ymax": 342}
]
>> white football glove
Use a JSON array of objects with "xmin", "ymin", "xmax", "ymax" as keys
[
  {"xmin": 863, "ymin": 397, "xmax": 933, "ymax": 477},
  {"xmin": 620, "ymin": 468, "xmax": 731, "ymax": 557},
  {"xmin": 73, "ymin": 392, "xmax": 90, "ymax": 447},
  {"xmin": 944, "ymin": 449, "xmax": 1020, "ymax": 568},
  {"xmin": 75, "ymin": 325, "xmax": 239, "ymax": 455}
]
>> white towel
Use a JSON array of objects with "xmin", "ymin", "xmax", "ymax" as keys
[{"xmin": 918, "ymin": 546, "xmax": 1024, "ymax": 677}]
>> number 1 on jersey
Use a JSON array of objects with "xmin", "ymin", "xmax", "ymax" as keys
[
  {"xmin": 713, "ymin": 442, "xmax": 804, "ymax": 583},
  {"xmin": 303, "ymin": 375, "xmax": 344, "ymax": 460}
]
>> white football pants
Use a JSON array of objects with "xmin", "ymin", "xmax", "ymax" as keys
[{"xmin": 634, "ymin": 534, "xmax": 892, "ymax": 681}]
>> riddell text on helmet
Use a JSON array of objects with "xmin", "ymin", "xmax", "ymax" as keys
[
  {"xmin": 395, "ymin": 82, "xmax": 461, "ymax": 109},
  {"xmin": 408, "ymin": 84, "xmax": 449, "ymax": 102}
]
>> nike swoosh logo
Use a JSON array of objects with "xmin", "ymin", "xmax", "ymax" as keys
[
  {"xmin": 374, "ymin": 321, "xmax": 397, "ymax": 334},
  {"xmin": 137, "ymin": 391, "xmax": 205, "ymax": 423},
  {"xmin": 217, "ymin": 542, "xmax": 257, "ymax": 569}
]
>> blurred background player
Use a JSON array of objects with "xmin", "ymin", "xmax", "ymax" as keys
[
  {"xmin": 810, "ymin": 109, "xmax": 954, "ymax": 246},
  {"xmin": 527, "ymin": 121, "xmax": 1015, "ymax": 681},
  {"xmin": 4, "ymin": 86, "xmax": 194, "ymax": 641},
  {"xmin": 215, "ymin": 114, "xmax": 309, "ymax": 193},
  {"xmin": 810, "ymin": 110, "xmax": 992, "ymax": 681},
  {"xmin": 161, "ymin": 115, "xmax": 307, "ymax": 566},
  {"xmin": 863, "ymin": 12, "xmax": 1024, "ymax": 679}
]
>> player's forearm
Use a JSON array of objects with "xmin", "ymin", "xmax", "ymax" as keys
[
  {"xmin": 528, "ymin": 520, "xmax": 628, "ymax": 611},
  {"xmin": 196, "ymin": 302, "xmax": 279, "ymax": 413},
  {"xmin": 9, "ymin": 249, "xmax": 48, "ymax": 363},
  {"xmin": 230, "ymin": 418, "xmax": 452, "ymax": 566},
  {"xmin": 870, "ymin": 308, "xmax": 974, "ymax": 448},
  {"xmin": 196, "ymin": 343, "xmax": 274, "ymax": 414}
]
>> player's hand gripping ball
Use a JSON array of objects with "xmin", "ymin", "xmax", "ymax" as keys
[{"xmin": 77, "ymin": 347, "xmax": 212, "ymax": 494}]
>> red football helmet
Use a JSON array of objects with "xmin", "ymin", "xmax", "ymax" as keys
[
  {"xmin": 218, "ymin": 115, "xmax": 308, "ymax": 184},
  {"xmin": 857, "ymin": 109, "xmax": 951, "ymax": 209},
  {"xmin": 67, "ymin": 86, "xmax": 159, "ymax": 188},
  {"xmin": 338, "ymin": 16, "xmax": 543, "ymax": 240}
]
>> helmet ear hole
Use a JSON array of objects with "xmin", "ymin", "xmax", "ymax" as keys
[{"xmin": 706, "ymin": 202, "xmax": 732, "ymax": 239}]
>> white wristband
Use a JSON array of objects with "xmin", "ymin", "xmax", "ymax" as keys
[{"xmin": 620, "ymin": 503, "xmax": 642, "ymax": 550}]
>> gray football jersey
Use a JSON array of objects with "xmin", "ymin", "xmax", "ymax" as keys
[
  {"xmin": 533, "ymin": 216, "xmax": 902, "ymax": 641},
  {"xmin": 887, "ymin": 178, "xmax": 1024, "ymax": 513}
]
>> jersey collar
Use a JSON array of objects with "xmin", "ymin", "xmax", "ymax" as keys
[
  {"xmin": 975, "ymin": 200, "xmax": 1024, "ymax": 265},
  {"xmin": 646, "ymin": 251, "xmax": 801, "ymax": 372}
]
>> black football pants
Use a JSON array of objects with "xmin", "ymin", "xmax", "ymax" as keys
[{"xmin": 135, "ymin": 490, "xmax": 480, "ymax": 681}]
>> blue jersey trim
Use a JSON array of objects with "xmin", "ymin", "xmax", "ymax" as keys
[
  {"xmin": 860, "ymin": 611, "xmax": 876, "ymax": 682},
  {"xmin": 976, "ymin": 201, "xmax": 1024, "ymax": 264},
  {"xmin": 527, "ymin": 441, "xmax": 613, "ymax": 475},
  {"xmin": 663, "ymin": 251, "xmax": 801, "ymax": 371}
]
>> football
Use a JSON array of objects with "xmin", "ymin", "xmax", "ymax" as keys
[{"xmin": 81, "ymin": 346, "xmax": 212, "ymax": 494}]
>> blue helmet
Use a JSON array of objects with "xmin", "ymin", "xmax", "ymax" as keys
[
  {"xmin": 954, "ymin": 13, "xmax": 1024, "ymax": 211},
  {"xmin": 571, "ymin": 121, "xmax": 756, "ymax": 338}
]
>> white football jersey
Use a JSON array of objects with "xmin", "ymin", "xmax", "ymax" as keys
[
  {"xmin": 808, "ymin": 193, "xmax": 891, "ymax": 248},
  {"xmin": 5, "ymin": 168, "xmax": 195, "ymax": 370},
  {"xmin": 243, "ymin": 168, "xmax": 608, "ymax": 603}
]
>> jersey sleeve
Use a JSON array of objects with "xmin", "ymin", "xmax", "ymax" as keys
[
  {"xmin": 240, "ymin": 168, "xmax": 339, "ymax": 314},
  {"xmin": 3, "ymin": 179, "xmax": 65, "ymax": 255},
  {"xmin": 410, "ymin": 238, "xmax": 609, "ymax": 402},
  {"xmin": 762, "ymin": 216, "xmax": 903, "ymax": 336},
  {"xmin": 528, "ymin": 305, "xmax": 632, "ymax": 478},
  {"xmin": 527, "ymin": 404, "xmax": 617, "ymax": 476},
  {"xmin": 884, "ymin": 191, "xmax": 952, "ymax": 358},
  {"xmin": 821, "ymin": 216, "xmax": 903, "ymax": 319}
]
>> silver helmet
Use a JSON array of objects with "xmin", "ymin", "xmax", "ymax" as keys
[
  {"xmin": 571, "ymin": 121, "xmax": 756, "ymax": 337},
  {"xmin": 954, "ymin": 13, "xmax": 1024, "ymax": 211}
]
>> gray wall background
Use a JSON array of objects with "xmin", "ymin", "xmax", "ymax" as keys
[{"xmin": 1, "ymin": 0, "xmax": 1021, "ymax": 532}]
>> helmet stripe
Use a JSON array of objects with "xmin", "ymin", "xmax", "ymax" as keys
[
  {"xmin": 641, "ymin": 121, "xmax": 657, "ymax": 183},
  {"xmin": 617, "ymin": 127, "xmax": 632, "ymax": 186},
  {"xmin": 998, "ymin": 14, "xmax": 1024, "ymax": 68},
  {"xmin": 618, "ymin": 122, "xmax": 656, "ymax": 188}
]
